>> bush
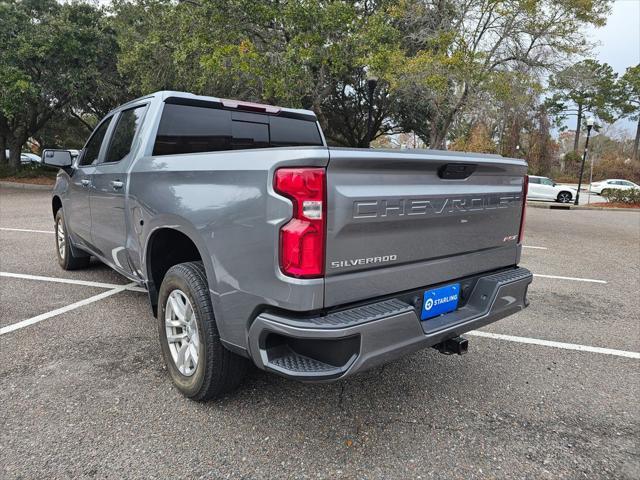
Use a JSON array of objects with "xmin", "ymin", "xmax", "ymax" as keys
[
  {"xmin": 0, "ymin": 162, "xmax": 57, "ymax": 179},
  {"xmin": 592, "ymin": 158, "xmax": 640, "ymax": 184},
  {"xmin": 601, "ymin": 188, "xmax": 640, "ymax": 205}
]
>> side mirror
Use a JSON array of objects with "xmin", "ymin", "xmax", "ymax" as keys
[{"xmin": 42, "ymin": 149, "xmax": 73, "ymax": 168}]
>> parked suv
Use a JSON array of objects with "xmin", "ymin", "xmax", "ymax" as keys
[
  {"xmin": 43, "ymin": 91, "xmax": 532, "ymax": 400},
  {"xmin": 527, "ymin": 175, "xmax": 576, "ymax": 203}
]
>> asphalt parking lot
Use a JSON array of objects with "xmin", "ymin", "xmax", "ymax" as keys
[{"xmin": 1, "ymin": 185, "xmax": 639, "ymax": 479}]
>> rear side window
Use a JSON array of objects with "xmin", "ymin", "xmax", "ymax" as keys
[
  {"xmin": 104, "ymin": 105, "xmax": 147, "ymax": 164},
  {"xmin": 79, "ymin": 118, "xmax": 112, "ymax": 166},
  {"xmin": 270, "ymin": 116, "xmax": 323, "ymax": 146},
  {"xmin": 153, "ymin": 103, "xmax": 322, "ymax": 156}
]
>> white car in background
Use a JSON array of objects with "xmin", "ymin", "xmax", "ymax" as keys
[
  {"xmin": 589, "ymin": 179, "xmax": 640, "ymax": 195},
  {"xmin": 527, "ymin": 175, "xmax": 577, "ymax": 203},
  {"xmin": 4, "ymin": 150, "xmax": 41, "ymax": 164},
  {"xmin": 21, "ymin": 153, "xmax": 41, "ymax": 164}
]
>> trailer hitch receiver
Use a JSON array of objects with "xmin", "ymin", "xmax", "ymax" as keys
[{"xmin": 434, "ymin": 336, "xmax": 468, "ymax": 355}]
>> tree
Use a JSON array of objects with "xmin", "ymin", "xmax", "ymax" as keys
[
  {"xmin": 526, "ymin": 106, "xmax": 557, "ymax": 175},
  {"xmin": 618, "ymin": 65, "xmax": 640, "ymax": 160},
  {"xmin": 380, "ymin": 0, "xmax": 612, "ymax": 149},
  {"xmin": 0, "ymin": 0, "xmax": 124, "ymax": 171},
  {"xmin": 449, "ymin": 123, "xmax": 497, "ymax": 153},
  {"xmin": 112, "ymin": 0, "xmax": 396, "ymax": 147},
  {"xmin": 547, "ymin": 59, "xmax": 619, "ymax": 152}
]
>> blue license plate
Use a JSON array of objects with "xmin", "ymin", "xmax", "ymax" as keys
[{"xmin": 421, "ymin": 283, "xmax": 460, "ymax": 320}]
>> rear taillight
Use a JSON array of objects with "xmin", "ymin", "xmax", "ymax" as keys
[
  {"xmin": 274, "ymin": 168, "xmax": 326, "ymax": 278},
  {"xmin": 518, "ymin": 175, "xmax": 528, "ymax": 243}
]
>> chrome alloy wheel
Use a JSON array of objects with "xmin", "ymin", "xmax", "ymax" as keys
[
  {"xmin": 56, "ymin": 217, "xmax": 66, "ymax": 259},
  {"xmin": 165, "ymin": 289, "xmax": 200, "ymax": 376},
  {"xmin": 558, "ymin": 192, "xmax": 572, "ymax": 203}
]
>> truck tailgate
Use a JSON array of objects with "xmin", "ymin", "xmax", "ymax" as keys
[{"xmin": 324, "ymin": 148, "xmax": 527, "ymax": 307}]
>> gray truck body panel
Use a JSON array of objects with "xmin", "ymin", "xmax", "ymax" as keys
[{"xmin": 52, "ymin": 90, "xmax": 531, "ymax": 380}]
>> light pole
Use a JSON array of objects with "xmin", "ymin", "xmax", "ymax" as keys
[
  {"xmin": 366, "ymin": 75, "xmax": 378, "ymax": 148},
  {"xmin": 588, "ymin": 153, "xmax": 595, "ymax": 205},
  {"xmin": 575, "ymin": 116, "xmax": 595, "ymax": 206}
]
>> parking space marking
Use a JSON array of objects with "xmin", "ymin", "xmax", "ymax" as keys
[
  {"xmin": 0, "ymin": 271, "xmax": 147, "ymax": 292},
  {"xmin": 468, "ymin": 330, "xmax": 640, "ymax": 359},
  {"xmin": 522, "ymin": 245, "xmax": 548, "ymax": 250},
  {"xmin": 0, "ymin": 283, "xmax": 136, "ymax": 336},
  {"xmin": 533, "ymin": 273, "xmax": 607, "ymax": 284},
  {"xmin": 0, "ymin": 227, "xmax": 53, "ymax": 234}
]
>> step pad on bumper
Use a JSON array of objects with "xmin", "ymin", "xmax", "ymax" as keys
[
  {"xmin": 308, "ymin": 298, "xmax": 412, "ymax": 327},
  {"xmin": 480, "ymin": 267, "xmax": 533, "ymax": 284},
  {"xmin": 270, "ymin": 348, "xmax": 337, "ymax": 373}
]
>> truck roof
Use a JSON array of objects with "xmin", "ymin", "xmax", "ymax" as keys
[{"xmin": 111, "ymin": 90, "xmax": 317, "ymax": 121}]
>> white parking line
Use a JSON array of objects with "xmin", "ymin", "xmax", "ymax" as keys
[
  {"xmin": 467, "ymin": 330, "xmax": 640, "ymax": 359},
  {"xmin": 0, "ymin": 283, "xmax": 135, "ymax": 336},
  {"xmin": 523, "ymin": 245, "xmax": 548, "ymax": 250},
  {"xmin": 0, "ymin": 271, "xmax": 147, "ymax": 292},
  {"xmin": 533, "ymin": 274, "xmax": 607, "ymax": 284},
  {"xmin": 0, "ymin": 227, "xmax": 52, "ymax": 234}
]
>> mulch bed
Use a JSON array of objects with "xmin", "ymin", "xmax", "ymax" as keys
[
  {"xmin": 1, "ymin": 176, "xmax": 56, "ymax": 185},
  {"xmin": 590, "ymin": 202, "xmax": 640, "ymax": 209}
]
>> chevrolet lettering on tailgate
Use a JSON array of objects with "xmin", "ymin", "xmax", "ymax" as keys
[{"xmin": 353, "ymin": 195, "xmax": 521, "ymax": 219}]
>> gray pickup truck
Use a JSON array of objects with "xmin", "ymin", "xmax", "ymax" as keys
[{"xmin": 43, "ymin": 91, "xmax": 532, "ymax": 400}]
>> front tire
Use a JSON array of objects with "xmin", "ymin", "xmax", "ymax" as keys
[
  {"xmin": 557, "ymin": 191, "xmax": 572, "ymax": 203},
  {"xmin": 55, "ymin": 209, "xmax": 90, "ymax": 270},
  {"xmin": 158, "ymin": 261, "xmax": 247, "ymax": 401}
]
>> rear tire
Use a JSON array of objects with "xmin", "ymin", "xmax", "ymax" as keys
[
  {"xmin": 55, "ymin": 209, "xmax": 90, "ymax": 270},
  {"xmin": 158, "ymin": 261, "xmax": 248, "ymax": 401}
]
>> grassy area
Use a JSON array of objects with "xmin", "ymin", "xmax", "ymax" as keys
[{"xmin": 0, "ymin": 163, "xmax": 58, "ymax": 184}]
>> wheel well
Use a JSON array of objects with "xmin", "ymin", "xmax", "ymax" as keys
[
  {"xmin": 558, "ymin": 190, "xmax": 572, "ymax": 198},
  {"xmin": 52, "ymin": 196, "xmax": 62, "ymax": 218},
  {"xmin": 146, "ymin": 228, "xmax": 202, "ymax": 315}
]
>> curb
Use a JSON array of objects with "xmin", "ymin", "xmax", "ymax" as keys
[
  {"xmin": 527, "ymin": 201, "xmax": 640, "ymax": 213},
  {"xmin": 0, "ymin": 181, "xmax": 53, "ymax": 191}
]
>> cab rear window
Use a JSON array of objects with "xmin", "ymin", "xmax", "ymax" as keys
[{"xmin": 153, "ymin": 102, "xmax": 323, "ymax": 156}]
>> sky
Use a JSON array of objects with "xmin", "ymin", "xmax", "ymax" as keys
[
  {"xmin": 585, "ymin": 0, "xmax": 640, "ymax": 76},
  {"xmin": 580, "ymin": 0, "xmax": 640, "ymax": 136}
]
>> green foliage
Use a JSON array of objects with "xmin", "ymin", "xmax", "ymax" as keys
[
  {"xmin": 111, "ymin": 0, "xmax": 398, "ymax": 146},
  {"xmin": 601, "ymin": 188, "xmax": 640, "ymax": 206},
  {"xmin": 618, "ymin": 65, "xmax": 640, "ymax": 120},
  {"xmin": 564, "ymin": 151, "xmax": 582, "ymax": 164},
  {"xmin": 547, "ymin": 59, "xmax": 620, "ymax": 151},
  {"xmin": 617, "ymin": 65, "xmax": 640, "ymax": 160},
  {"xmin": 0, "ymin": 0, "xmax": 127, "ymax": 170},
  {"xmin": 0, "ymin": 0, "xmax": 625, "ymax": 158}
]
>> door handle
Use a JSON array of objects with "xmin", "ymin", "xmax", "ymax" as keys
[
  {"xmin": 81, "ymin": 179, "xmax": 91, "ymax": 187},
  {"xmin": 110, "ymin": 180, "xmax": 124, "ymax": 190}
]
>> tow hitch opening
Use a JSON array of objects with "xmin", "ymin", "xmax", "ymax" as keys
[{"xmin": 434, "ymin": 336, "xmax": 469, "ymax": 355}]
